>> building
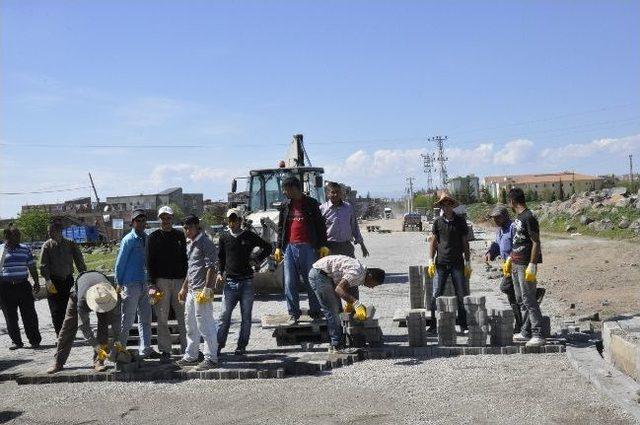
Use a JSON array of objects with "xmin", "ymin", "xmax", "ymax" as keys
[
  {"xmin": 483, "ymin": 172, "xmax": 603, "ymax": 201},
  {"xmin": 21, "ymin": 197, "xmax": 93, "ymax": 215},
  {"xmin": 106, "ymin": 187, "xmax": 204, "ymax": 218},
  {"xmin": 447, "ymin": 175, "xmax": 480, "ymax": 202}
]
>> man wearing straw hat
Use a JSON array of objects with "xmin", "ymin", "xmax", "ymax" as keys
[{"xmin": 427, "ymin": 193, "xmax": 471, "ymax": 332}]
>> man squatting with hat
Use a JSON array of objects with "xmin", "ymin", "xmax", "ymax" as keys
[
  {"xmin": 308, "ymin": 254, "xmax": 385, "ymax": 353},
  {"xmin": 216, "ymin": 208, "xmax": 272, "ymax": 356},
  {"xmin": 427, "ymin": 193, "xmax": 472, "ymax": 333},
  {"xmin": 47, "ymin": 272, "xmax": 120, "ymax": 373}
]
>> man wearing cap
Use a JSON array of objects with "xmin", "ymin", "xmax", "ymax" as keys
[
  {"xmin": 484, "ymin": 205, "xmax": 523, "ymax": 334},
  {"xmin": 308, "ymin": 255, "xmax": 385, "ymax": 353},
  {"xmin": 216, "ymin": 209, "xmax": 272, "ymax": 356},
  {"xmin": 47, "ymin": 272, "xmax": 120, "ymax": 373},
  {"xmin": 146, "ymin": 205, "xmax": 188, "ymax": 361},
  {"xmin": 176, "ymin": 215, "xmax": 220, "ymax": 370},
  {"xmin": 40, "ymin": 221, "xmax": 87, "ymax": 337},
  {"xmin": 114, "ymin": 209, "xmax": 159, "ymax": 359},
  {"xmin": 0, "ymin": 226, "xmax": 42, "ymax": 350},
  {"xmin": 427, "ymin": 193, "xmax": 470, "ymax": 332},
  {"xmin": 274, "ymin": 176, "xmax": 329, "ymax": 324}
]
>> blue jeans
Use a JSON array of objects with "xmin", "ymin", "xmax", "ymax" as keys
[
  {"xmin": 308, "ymin": 268, "xmax": 343, "ymax": 347},
  {"xmin": 118, "ymin": 281, "xmax": 152, "ymax": 355},
  {"xmin": 217, "ymin": 277, "xmax": 254, "ymax": 351},
  {"xmin": 284, "ymin": 243, "xmax": 321, "ymax": 318},
  {"xmin": 512, "ymin": 264, "xmax": 543, "ymax": 337},
  {"xmin": 430, "ymin": 265, "xmax": 467, "ymax": 328}
]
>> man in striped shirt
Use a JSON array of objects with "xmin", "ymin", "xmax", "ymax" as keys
[{"xmin": 0, "ymin": 226, "xmax": 42, "ymax": 350}]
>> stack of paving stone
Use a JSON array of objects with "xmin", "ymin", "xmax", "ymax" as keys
[
  {"xmin": 409, "ymin": 266, "xmax": 425, "ymax": 309},
  {"xmin": 436, "ymin": 296, "xmax": 458, "ymax": 346},
  {"xmin": 463, "ymin": 296, "xmax": 489, "ymax": 347},
  {"xmin": 340, "ymin": 307, "xmax": 384, "ymax": 348},
  {"xmin": 422, "ymin": 266, "xmax": 433, "ymax": 309},
  {"xmin": 488, "ymin": 308, "xmax": 515, "ymax": 346},
  {"xmin": 407, "ymin": 310, "xmax": 427, "ymax": 347}
]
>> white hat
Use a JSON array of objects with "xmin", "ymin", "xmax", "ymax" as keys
[
  {"xmin": 158, "ymin": 205, "xmax": 174, "ymax": 217},
  {"xmin": 226, "ymin": 208, "xmax": 241, "ymax": 219},
  {"xmin": 85, "ymin": 282, "xmax": 118, "ymax": 313},
  {"xmin": 76, "ymin": 271, "xmax": 113, "ymax": 301}
]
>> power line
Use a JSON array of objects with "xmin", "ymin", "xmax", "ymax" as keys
[{"xmin": 0, "ymin": 186, "xmax": 90, "ymax": 195}]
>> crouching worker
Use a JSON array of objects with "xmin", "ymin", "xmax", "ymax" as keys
[
  {"xmin": 308, "ymin": 255, "xmax": 385, "ymax": 353},
  {"xmin": 47, "ymin": 271, "xmax": 120, "ymax": 374}
]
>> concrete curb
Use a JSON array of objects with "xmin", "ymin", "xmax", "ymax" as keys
[{"xmin": 566, "ymin": 344, "xmax": 640, "ymax": 422}]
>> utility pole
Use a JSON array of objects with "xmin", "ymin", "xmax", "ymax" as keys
[
  {"xmin": 430, "ymin": 135, "xmax": 449, "ymax": 190},
  {"xmin": 630, "ymin": 154, "xmax": 634, "ymax": 186},
  {"xmin": 405, "ymin": 177, "xmax": 415, "ymax": 213},
  {"xmin": 420, "ymin": 152, "xmax": 435, "ymax": 191},
  {"xmin": 88, "ymin": 173, "xmax": 110, "ymax": 243},
  {"xmin": 88, "ymin": 172, "xmax": 100, "ymax": 204}
]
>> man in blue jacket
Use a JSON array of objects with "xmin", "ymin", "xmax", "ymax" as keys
[{"xmin": 114, "ymin": 209, "xmax": 159, "ymax": 358}]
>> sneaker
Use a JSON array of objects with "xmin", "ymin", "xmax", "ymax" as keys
[
  {"xmin": 234, "ymin": 348, "xmax": 246, "ymax": 356},
  {"xmin": 9, "ymin": 343, "xmax": 23, "ymax": 351},
  {"xmin": 513, "ymin": 332, "xmax": 530, "ymax": 342},
  {"xmin": 525, "ymin": 336, "xmax": 546, "ymax": 347},
  {"xmin": 160, "ymin": 352, "xmax": 172, "ymax": 363},
  {"xmin": 195, "ymin": 359, "xmax": 218, "ymax": 370},
  {"xmin": 175, "ymin": 358, "xmax": 200, "ymax": 367},
  {"xmin": 328, "ymin": 345, "xmax": 360, "ymax": 355},
  {"xmin": 286, "ymin": 315, "xmax": 299, "ymax": 326},
  {"xmin": 46, "ymin": 363, "xmax": 63, "ymax": 374},
  {"xmin": 143, "ymin": 349, "xmax": 162, "ymax": 359},
  {"xmin": 94, "ymin": 359, "xmax": 108, "ymax": 372}
]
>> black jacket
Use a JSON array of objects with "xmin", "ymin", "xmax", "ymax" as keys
[
  {"xmin": 277, "ymin": 195, "xmax": 328, "ymax": 250},
  {"xmin": 146, "ymin": 228, "xmax": 188, "ymax": 281},
  {"xmin": 218, "ymin": 230, "xmax": 273, "ymax": 279}
]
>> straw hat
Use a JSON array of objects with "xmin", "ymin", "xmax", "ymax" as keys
[
  {"xmin": 85, "ymin": 282, "xmax": 118, "ymax": 313},
  {"xmin": 433, "ymin": 193, "xmax": 460, "ymax": 208}
]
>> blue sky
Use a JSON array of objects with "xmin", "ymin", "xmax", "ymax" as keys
[{"xmin": 1, "ymin": 0, "xmax": 639, "ymax": 218}]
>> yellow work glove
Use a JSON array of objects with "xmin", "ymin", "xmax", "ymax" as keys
[
  {"xmin": 195, "ymin": 287, "xmax": 213, "ymax": 304},
  {"xmin": 318, "ymin": 246, "xmax": 330, "ymax": 258},
  {"xmin": 427, "ymin": 260, "xmax": 436, "ymax": 279},
  {"xmin": 525, "ymin": 263, "xmax": 538, "ymax": 282},
  {"xmin": 344, "ymin": 302, "xmax": 354, "ymax": 313},
  {"xmin": 46, "ymin": 280, "xmax": 58, "ymax": 295},
  {"xmin": 464, "ymin": 260, "xmax": 472, "ymax": 279},
  {"xmin": 502, "ymin": 257, "xmax": 512, "ymax": 277},
  {"xmin": 148, "ymin": 287, "xmax": 164, "ymax": 305},
  {"xmin": 273, "ymin": 248, "xmax": 283, "ymax": 263},
  {"xmin": 94, "ymin": 344, "xmax": 109, "ymax": 362},
  {"xmin": 353, "ymin": 301, "xmax": 367, "ymax": 321}
]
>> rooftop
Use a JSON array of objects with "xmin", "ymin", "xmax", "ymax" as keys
[{"xmin": 484, "ymin": 172, "xmax": 602, "ymax": 185}]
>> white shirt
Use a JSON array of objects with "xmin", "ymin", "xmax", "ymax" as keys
[{"xmin": 312, "ymin": 255, "xmax": 366, "ymax": 287}]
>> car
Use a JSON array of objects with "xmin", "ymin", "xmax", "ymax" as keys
[{"xmin": 402, "ymin": 213, "xmax": 423, "ymax": 232}]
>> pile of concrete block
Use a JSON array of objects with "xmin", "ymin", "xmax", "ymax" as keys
[
  {"xmin": 409, "ymin": 266, "xmax": 425, "ymax": 309},
  {"xmin": 489, "ymin": 309, "xmax": 515, "ymax": 346},
  {"xmin": 340, "ymin": 308, "xmax": 384, "ymax": 348},
  {"xmin": 464, "ymin": 296, "xmax": 488, "ymax": 347},
  {"xmin": 436, "ymin": 297, "xmax": 457, "ymax": 346},
  {"xmin": 407, "ymin": 310, "xmax": 427, "ymax": 347}
]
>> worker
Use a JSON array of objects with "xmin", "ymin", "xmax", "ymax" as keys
[
  {"xmin": 508, "ymin": 188, "xmax": 545, "ymax": 347},
  {"xmin": 0, "ymin": 226, "xmax": 42, "ymax": 350},
  {"xmin": 308, "ymin": 255, "xmax": 385, "ymax": 353},
  {"xmin": 484, "ymin": 205, "xmax": 523, "ymax": 334},
  {"xmin": 320, "ymin": 181, "xmax": 369, "ymax": 301},
  {"xmin": 39, "ymin": 221, "xmax": 87, "ymax": 337},
  {"xmin": 176, "ymin": 215, "xmax": 220, "ymax": 370},
  {"xmin": 146, "ymin": 205, "xmax": 188, "ymax": 362},
  {"xmin": 216, "ymin": 209, "xmax": 272, "ymax": 356},
  {"xmin": 274, "ymin": 176, "xmax": 329, "ymax": 325},
  {"xmin": 115, "ymin": 209, "xmax": 160, "ymax": 359},
  {"xmin": 427, "ymin": 193, "xmax": 471, "ymax": 333},
  {"xmin": 47, "ymin": 271, "xmax": 120, "ymax": 374}
]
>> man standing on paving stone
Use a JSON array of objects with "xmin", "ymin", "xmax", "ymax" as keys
[
  {"xmin": 427, "ymin": 193, "xmax": 471, "ymax": 333},
  {"xmin": 47, "ymin": 272, "xmax": 119, "ymax": 374},
  {"xmin": 0, "ymin": 226, "xmax": 42, "ymax": 350},
  {"xmin": 308, "ymin": 254, "xmax": 385, "ymax": 353},
  {"xmin": 115, "ymin": 209, "xmax": 160, "ymax": 359},
  {"xmin": 508, "ymin": 188, "xmax": 545, "ymax": 347},
  {"xmin": 274, "ymin": 176, "xmax": 329, "ymax": 325},
  {"xmin": 216, "ymin": 209, "xmax": 272, "ymax": 356},
  {"xmin": 484, "ymin": 206, "xmax": 523, "ymax": 334},
  {"xmin": 40, "ymin": 222, "xmax": 87, "ymax": 337},
  {"xmin": 176, "ymin": 214, "xmax": 220, "ymax": 370},
  {"xmin": 146, "ymin": 205, "xmax": 188, "ymax": 362}
]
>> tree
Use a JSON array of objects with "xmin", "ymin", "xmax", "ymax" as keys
[
  {"xmin": 558, "ymin": 179, "xmax": 565, "ymax": 201},
  {"xmin": 480, "ymin": 187, "xmax": 495, "ymax": 204},
  {"xmin": 413, "ymin": 193, "xmax": 436, "ymax": 210},
  {"xmin": 525, "ymin": 188, "xmax": 536, "ymax": 202},
  {"xmin": 16, "ymin": 208, "xmax": 51, "ymax": 241},
  {"xmin": 168, "ymin": 203, "xmax": 185, "ymax": 223},
  {"xmin": 500, "ymin": 188, "xmax": 508, "ymax": 205},
  {"xmin": 201, "ymin": 206, "xmax": 226, "ymax": 227}
]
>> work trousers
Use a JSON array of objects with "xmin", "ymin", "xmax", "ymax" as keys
[
  {"xmin": 217, "ymin": 277, "xmax": 254, "ymax": 351},
  {"xmin": 48, "ymin": 275, "xmax": 74, "ymax": 336},
  {"xmin": 326, "ymin": 241, "xmax": 359, "ymax": 300},
  {"xmin": 183, "ymin": 290, "xmax": 218, "ymax": 362},
  {"xmin": 0, "ymin": 279, "xmax": 41, "ymax": 346},
  {"xmin": 154, "ymin": 278, "xmax": 187, "ymax": 354},
  {"xmin": 430, "ymin": 264, "xmax": 468, "ymax": 329},
  {"xmin": 308, "ymin": 268, "xmax": 343, "ymax": 347},
  {"xmin": 283, "ymin": 243, "xmax": 321, "ymax": 319},
  {"xmin": 118, "ymin": 282, "xmax": 152, "ymax": 356},
  {"xmin": 54, "ymin": 295, "xmax": 115, "ymax": 366},
  {"xmin": 512, "ymin": 264, "xmax": 543, "ymax": 338},
  {"xmin": 500, "ymin": 276, "xmax": 523, "ymax": 334}
]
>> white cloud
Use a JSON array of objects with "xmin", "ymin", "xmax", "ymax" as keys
[
  {"xmin": 492, "ymin": 139, "xmax": 534, "ymax": 165},
  {"xmin": 540, "ymin": 133, "xmax": 640, "ymax": 161},
  {"xmin": 149, "ymin": 163, "xmax": 235, "ymax": 186}
]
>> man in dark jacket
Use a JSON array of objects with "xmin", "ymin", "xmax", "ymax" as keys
[{"xmin": 274, "ymin": 176, "xmax": 329, "ymax": 324}]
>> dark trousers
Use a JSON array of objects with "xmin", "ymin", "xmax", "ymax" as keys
[
  {"xmin": 500, "ymin": 276, "xmax": 523, "ymax": 334},
  {"xmin": 48, "ymin": 275, "xmax": 74, "ymax": 336},
  {"xmin": 430, "ymin": 264, "xmax": 467, "ymax": 329},
  {"xmin": 326, "ymin": 241, "xmax": 359, "ymax": 300},
  {"xmin": 0, "ymin": 280, "xmax": 41, "ymax": 346}
]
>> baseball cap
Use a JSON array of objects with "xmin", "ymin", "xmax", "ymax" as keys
[
  {"xmin": 158, "ymin": 205, "xmax": 174, "ymax": 217},
  {"xmin": 226, "ymin": 208, "xmax": 241, "ymax": 219},
  {"xmin": 183, "ymin": 214, "xmax": 200, "ymax": 226},
  {"xmin": 131, "ymin": 208, "xmax": 147, "ymax": 222}
]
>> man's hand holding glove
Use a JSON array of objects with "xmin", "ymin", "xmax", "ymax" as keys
[
  {"xmin": 427, "ymin": 260, "xmax": 436, "ymax": 279},
  {"xmin": 148, "ymin": 287, "xmax": 164, "ymax": 305},
  {"xmin": 94, "ymin": 344, "xmax": 109, "ymax": 362},
  {"xmin": 525, "ymin": 263, "xmax": 538, "ymax": 282},
  {"xmin": 318, "ymin": 246, "xmax": 330, "ymax": 258},
  {"xmin": 464, "ymin": 260, "xmax": 472, "ymax": 279},
  {"xmin": 344, "ymin": 302, "xmax": 354, "ymax": 313},
  {"xmin": 273, "ymin": 248, "xmax": 283, "ymax": 263},
  {"xmin": 501, "ymin": 257, "xmax": 512, "ymax": 277},
  {"xmin": 353, "ymin": 301, "xmax": 367, "ymax": 321},
  {"xmin": 45, "ymin": 280, "xmax": 57, "ymax": 295},
  {"xmin": 195, "ymin": 287, "xmax": 214, "ymax": 304}
]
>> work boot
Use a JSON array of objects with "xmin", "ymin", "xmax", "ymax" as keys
[
  {"xmin": 160, "ymin": 352, "xmax": 172, "ymax": 363},
  {"xmin": 525, "ymin": 336, "xmax": 546, "ymax": 347},
  {"xmin": 328, "ymin": 345, "xmax": 359, "ymax": 355},
  {"xmin": 175, "ymin": 358, "xmax": 199, "ymax": 368},
  {"xmin": 9, "ymin": 343, "xmax": 23, "ymax": 351},
  {"xmin": 195, "ymin": 359, "xmax": 218, "ymax": 370},
  {"xmin": 234, "ymin": 348, "xmax": 246, "ymax": 356},
  {"xmin": 143, "ymin": 349, "xmax": 162, "ymax": 359},
  {"xmin": 94, "ymin": 359, "xmax": 108, "ymax": 372},
  {"xmin": 46, "ymin": 363, "xmax": 63, "ymax": 374}
]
